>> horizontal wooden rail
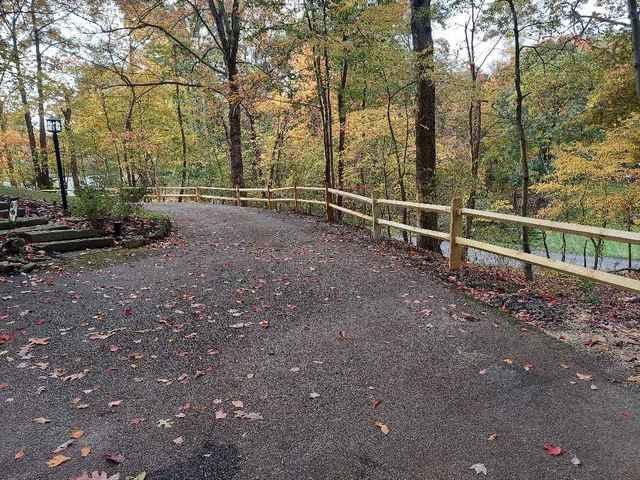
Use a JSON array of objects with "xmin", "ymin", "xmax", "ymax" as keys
[
  {"xmin": 457, "ymin": 237, "xmax": 640, "ymax": 292},
  {"xmin": 197, "ymin": 186, "xmax": 236, "ymax": 192},
  {"xmin": 238, "ymin": 187, "xmax": 267, "ymax": 192},
  {"xmin": 296, "ymin": 199, "xmax": 325, "ymax": 206},
  {"xmin": 462, "ymin": 208, "xmax": 640, "ymax": 245},
  {"xmin": 377, "ymin": 218, "xmax": 450, "ymax": 241},
  {"xmin": 200, "ymin": 195, "xmax": 235, "ymax": 201},
  {"xmin": 296, "ymin": 186, "xmax": 324, "ymax": 192},
  {"xmin": 378, "ymin": 198, "xmax": 450, "ymax": 214},
  {"xmin": 147, "ymin": 194, "xmax": 198, "ymax": 198},
  {"xmin": 271, "ymin": 198, "xmax": 295, "ymax": 202},
  {"xmin": 271, "ymin": 187, "xmax": 295, "ymax": 192},
  {"xmin": 239, "ymin": 197, "xmax": 269, "ymax": 202},
  {"xmin": 328, "ymin": 188, "xmax": 372, "ymax": 204},
  {"xmin": 328, "ymin": 203, "xmax": 372, "ymax": 221}
]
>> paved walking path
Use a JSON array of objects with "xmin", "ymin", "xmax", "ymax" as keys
[{"xmin": 1, "ymin": 203, "xmax": 639, "ymax": 479}]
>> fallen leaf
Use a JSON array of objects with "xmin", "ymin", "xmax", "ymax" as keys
[
  {"xmin": 70, "ymin": 471, "xmax": 120, "ymax": 480},
  {"xmin": 14, "ymin": 449, "xmax": 24, "ymax": 461},
  {"xmin": 469, "ymin": 463, "xmax": 488, "ymax": 475},
  {"xmin": 215, "ymin": 409, "xmax": 227, "ymax": 419},
  {"xmin": 571, "ymin": 455, "xmax": 581, "ymax": 466},
  {"xmin": 173, "ymin": 436, "xmax": 184, "ymax": 446},
  {"xmin": 52, "ymin": 439, "xmax": 74, "ymax": 453},
  {"xmin": 104, "ymin": 452, "xmax": 124, "ymax": 464},
  {"xmin": 372, "ymin": 399, "xmax": 382, "ymax": 409},
  {"xmin": 309, "ymin": 392, "xmax": 320, "ymax": 399},
  {"xmin": 157, "ymin": 418, "xmax": 174, "ymax": 429},
  {"xmin": 487, "ymin": 432, "xmax": 497, "ymax": 441},
  {"xmin": 576, "ymin": 372, "xmax": 592, "ymax": 381},
  {"xmin": 29, "ymin": 337, "xmax": 50, "ymax": 345},
  {"xmin": 232, "ymin": 400, "xmax": 244, "ymax": 408},
  {"xmin": 108, "ymin": 400, "xmax": 122, "ymax": 408},
  {"xmin": 543, "ymin": 442, "xmax": 563, "ymax": 456},
  {"xmin": 626, "ymin": 375, "xmax": 640, "ymax": 384},
  {"xmin": 33, "ymin": 417, "xmax": 50, "ymax": 424},
  {"xmin": 47, "ymin": 454, "xmax": 71, "ymax": 468},
  {"xmin": 374, "ymin": 421, "xmax": 390, "ymax": 435}
]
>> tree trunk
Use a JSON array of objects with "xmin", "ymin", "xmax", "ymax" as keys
[
  {"xmin": 464, "ymin": 5, "xmax": 482, "ymax": 246},
  {"xmin": 62, "ymin": 102, "xmax": 81, "ymax": 192},
  {"xmin": 175, "ymin": 84, "xmax": 188, "ymax": 200},
  {"xmin": 507, "ymin": 0, "xmax": 533, "ymax": 280},
  {"xmin": 227, "ymin": 62, "xmax": 244, "ymax": 188},
  {"xmin": 336, "ymin": 56, "xmax": 349, "ymax": 218},
  {"xmin": 411, "ymin": 0, "xmax": 439, "ymax": 251},
  {"xmin": 31, "ymin": 5, "xmax": 51, "ymax": 187},
  {"xmin": 628, "ymin": 0, "xmax": 640, "ymax": 97},
  {"xmin": 245, "ymin": 111, "xmax": 263, "ymax": 184},
  {"xmin": 10, "ymin": 24, "xmax": 43, "ymax": 187},
  {"xmin": 99, "ymin": 92, "xmax": 124, "ymax": 185}
]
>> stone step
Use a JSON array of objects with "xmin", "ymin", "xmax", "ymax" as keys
[
  {"xmin": 0, "ymin": 223, "xmax": 68, "ymax": 236},
  {"xmin": 0, "ymin": 217, "xmax": 49, "ymax": 230},
  {"xmin": 31, "ymin": 236, "xmax": 115, "ymax": 253},
  {"xmin": 0, "ymin": 208, "xmax": 26, "ymax": 219},
  {"xmin": 21, "ymin": 229, "xmax": 101, "ymax": 243}
]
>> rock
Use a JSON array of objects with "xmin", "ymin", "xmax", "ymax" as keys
[
  {"xmin": 122, "ymin": 236, "xmax": 145, "ymax": 249},
  {"xmin": 0, "ymin": 261, "xmax": 22, "ymax": 274},
  {"xmin": 19, "ymin": 262, "xmax": 37, "ymax": 273},
  {"xmin": 3, "ymin": 237, "xmax": 26, "ymax": 255}
]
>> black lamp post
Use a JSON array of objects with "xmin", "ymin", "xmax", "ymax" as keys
[{"xmin": 46, "ymin": 118, "xmax": 67, "ymax": 212}]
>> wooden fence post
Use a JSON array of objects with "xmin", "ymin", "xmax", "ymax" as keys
[
  {"xmin": 294, "ymin": 183, "xmax": 299, "ymax": 212},
  {"xmin": 267, "ymin": 184, "xmax": 272, "ymax": 209},
  {"xmin": 371, "ymin": 192, "xmax": 380, "ymax": 240},
  {"xmin": 449, "ymin": 197, "xmax": 463, "ymax": 270},
  {"xmin": 196, "ymin": 187, "xmax": 201, "ymax": 203},
  {"xmin": 324, "ymin": 183, "xmax": 333, "ymax": 223},
  {"xmin": 235, "ymin": 185, "xmax": 240, "ymax": 207}
]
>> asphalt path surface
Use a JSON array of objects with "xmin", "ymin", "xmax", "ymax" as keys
[{"xmin": 1, "ymin": 203, "xmax": 639, "ymax": 480}]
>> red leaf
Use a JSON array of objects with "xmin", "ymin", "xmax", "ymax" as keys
[{"xmin": 543, "ymin": 442, "xmax": 563, "ymax": 456}]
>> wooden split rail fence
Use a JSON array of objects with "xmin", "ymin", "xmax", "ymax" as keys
[{"xmin": 124, "ymin": 185, "xmax": 640, "ymax": 293}]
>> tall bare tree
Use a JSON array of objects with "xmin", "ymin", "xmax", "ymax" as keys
[{"xmin": 411, "ymin": 0, "xmax": 439, "ymax": 251}]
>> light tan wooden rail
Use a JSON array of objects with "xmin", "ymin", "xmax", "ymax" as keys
[{"xmin": 135, "ymin": 185, "xmax": 640, "ymax": 293}]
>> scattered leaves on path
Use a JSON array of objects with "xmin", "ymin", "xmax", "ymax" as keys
[
  {"xmin": 543, "ymin": 442, "xmax": 563, "ymax": 456},
  {"xmin": 374, "ymin": 421, "xmax": 390, "ymax": 435},
  {"xmin": 469, "ymin": 463, "xmax": 487, "ymax": 475},
  {"xmin": 71, "ymin": 471, "xmax": 120, "ymax": 480},
  {"xmin": 104, "ymin": 452, "xmax": 124, "ymax": 464},
  {"xmin": 626, "ymin": 375, "xmax": 640, "ymax": 384},
  {"xmin": 47, "ymin": 454, "xmax": 71, "ymax": 468}
]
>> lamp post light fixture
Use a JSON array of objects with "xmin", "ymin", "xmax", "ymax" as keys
[{"xmin": 46, "ymin": 117, "xmax": 68, "ymax": 212}]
